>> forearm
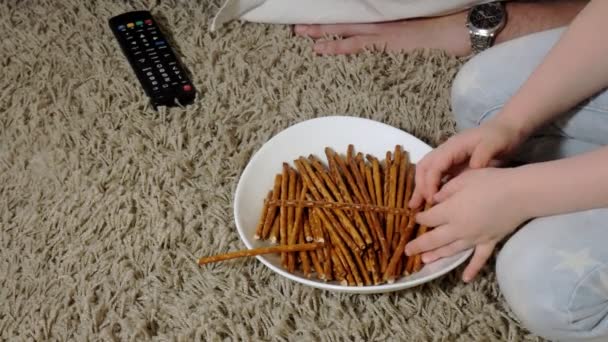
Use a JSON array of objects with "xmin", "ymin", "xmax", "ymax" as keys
[
  {"xmin": 512, "ymin": 146, "xmax": 608, "ymax": 219},
  {"xmin": 496, "ymin": 0, "xmax": 587, "ymax": 45},
  {"xmin": 496, "ymin": 0, "xmax": 608, "ymax": 137}
]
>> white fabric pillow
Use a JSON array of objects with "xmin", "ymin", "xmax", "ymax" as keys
[{"xmin": 211, "ymin": 0, "xmax": 494, "ymax": 31}]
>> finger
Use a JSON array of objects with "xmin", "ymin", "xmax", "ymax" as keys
[
  {"xmin": 433, "ymin": 173, "xmax": 467, "ymax": 203},
  {"xmin": 314, "ymin": 35, "xmax": 384, "ymax": 55},
  {"xmin": 404, "ymin": 225, "xmax": 455, "ymax": 256},
  {"xmin": 415, "ymin": 204, "xmax": 448, "ymax": 228},
  {"xmin": 462, "ymin": 242, "xmax": 495, "ymax": 282},
  {"xmin": 421, "ymin": 239, "xmax": 470, "ymax": 263},
  {"xmin": 294, "ymin": 23, "xmax": 381, "ymax": 38},
  {"xmin": 409, "ymin": 162, "xmax": 428, "ymax": 208},
  {"xmin": 469, "ymin": 143, "xmax": 497, "ymax": 169},
  {"xmin": 422, "ymin": 141, "xmax": 473, "ymax": 203}
]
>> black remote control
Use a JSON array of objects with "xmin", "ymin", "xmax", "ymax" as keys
[{"xmin": 108, "ymin": 11, "xmax": 195, "ymax": 109}]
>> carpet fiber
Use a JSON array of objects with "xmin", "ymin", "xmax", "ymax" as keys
[{"xmin": 1, "ymin": 1, "xmax": 541, "ymax": 340}]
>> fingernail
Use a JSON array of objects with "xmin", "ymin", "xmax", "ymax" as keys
[
  {"xmin": 422, "ymin": 254, "xmax": 430, "ymax": 263},
  {"xmin": 462, "ymin": 274, "xmax": 471, "ymax": 283},
  {"xmin": 404, "ymin": 247, "xmax": 412, "ymax": 256}
]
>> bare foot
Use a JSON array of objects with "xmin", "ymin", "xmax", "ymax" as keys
[
  {"xmin": 294, "ymin": 0, "xmax": 588, "ymax": 56},
  {"xmin": 294, "ymin": 13, "xmax": 470, "ymax": 56}
]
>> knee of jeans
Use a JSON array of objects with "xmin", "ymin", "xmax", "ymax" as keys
[
  {"xmin": 497, "ymin": 220, "xmax": 608, "ymax": 341},
  {"xmin": 496, "ymin": 228, "xmax": 570, "ymax": 340},
  {"xmin": 451, "ymin": 54, "xmax": 503, "ymax": 132}
]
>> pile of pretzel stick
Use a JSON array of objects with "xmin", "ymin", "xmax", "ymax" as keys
[{"xmin": 198, "ymin": 144, "xmax": 432, "ymax": 286}]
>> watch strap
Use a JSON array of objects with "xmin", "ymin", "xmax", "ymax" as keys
[{"xmin": 470, "ymin": 33, "xmax": 494, "ymax": 54}]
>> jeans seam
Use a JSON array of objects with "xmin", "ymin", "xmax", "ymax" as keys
[
  {"xmin": 566, "ymin": 263, "xmax": 608, "ymax": 326},
  {"xmin": 476, "ymin": 103, "xmax": 505, "ymax": 126}
]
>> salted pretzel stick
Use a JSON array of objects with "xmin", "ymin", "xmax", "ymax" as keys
[
  {"xmin": 261, "ymin": 174, "xmax": 282, "ymax": 239},
  {"xmin": 405, "ymin": 206, "xmax": 422, "ymax": 275},
  {"xmin": 366, "ymin": 155, "xmax": 384, "ymax": 218},
  {"xmin": 395, "ymin": 257, "xmax": 404, "ymax": 280},
  {"xmin": 386, "ymin": 146, "xmax": 401, "ymax": 248},
  {"xmin": 395, "ymin": 149, "xmax": 409, "ymax": 232},
  {"xmin": 353, "ymin": 246, "xmax": 372, "ymax": 286},
  {"xmin": 331, "ymin": 247, "xmax": 348, "ymax": 285},
  {"xmin": 277, "ymin": 163, "xmax": 289, "ymax": 246},
  {"xmin": 281, "ymin": 167, "xmax": 296, "ymax": 266},
  {"xmin": 287, "ymin": 180, "xmax": 303, "ymax": 271},
  {"xmin": 303, "ymin": 209, "xmax": 313, "ymax": 242},
  {"xmin": 309, "ymin": 245, "xmax": 325, "ymax": 280},
  {"xmin": 363, "ymin": 163, "xmax": 381, "ymax": 247},
  {"xmin": 412, "ymin": 202, "xmax": 433, "ymax": 273},
  {"xmin": 296, "ymin": 157, "xmax": 366, "ymax": 249},
  {"xmin": 298, "ymin": 226, "xmax": 312, "ymax": 278},
  {"xmin": 254, "ymin": 190, "xmax": 272, "ymax": 240},
  {"xmin": 327, "ymin": 148, "xmax": 389, "ymax": 262},
  {"xmin": 356, "ymin": 152, "xmax": 365, "ymax": 178},
  {"xmin": 347, "ymin": 144, "xmax": 355, "ymax": 166},
  {"xmin": 383, "ymin": 151, "xmax": 392, "ymax": 214},
  {"xmin": 310, "ymin": 210, "xmax": 325, "ymax": 243},
  {"xmin": 198, "ymin": 242, "xmax": 324, "ymax": 265},
  {"xmin": 321, "ymin": 228, "xmax": 333, "ymax": 281},
  {"xmin": 267, "ymin": 199, "xmax": 410, "ymax": 215},
  {"xmin": 269, "ymin": 213, "xmax": 280, "ymax": 243},
  {"xmin": 312, "ymin": 156, "xmax": 374, "ymax": 247},
  {"xmin": 366, "ymin": 248, "xmax": 381, "ymax": 285},
  {"xmin": 334, "ymin": 244, "xmax": 359, "ymax": 286},
  {"xmin": 365, "ymin": 164, "xmax": 376, "ymax": 207}
]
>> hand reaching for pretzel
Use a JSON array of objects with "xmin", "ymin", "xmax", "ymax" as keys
[
  {"xmin": 405, "ymin": 167, "xmax": 529, "ymax": 282},
  {"xmin": 409, "ymin": 118, "xmax": 526, "ymax": 208},
  {"xmin": 406, "ymin": 117, "xmax": 530, "ymax": 282}
]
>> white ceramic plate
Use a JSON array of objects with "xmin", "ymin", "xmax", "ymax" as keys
[{"xmin": 234, "ymin": 116, "xmax": 472, "ymax": 293}]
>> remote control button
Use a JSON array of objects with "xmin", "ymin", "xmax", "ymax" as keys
[
  {"xmin": 118, "ymin": 25, "xmax": 126, "ymax": 31},
  {"xmin": 138, "ymin": 58, "xmax": 147, "ymax": 64},
  {"xmin": 183, "ymin": 84, "xmax": 192, "ymax": 92},
  {"xmin": 152, "ymin": 86, "xmax": 160, "ymax": 92},
  {"xmin": 164, "ymin": 77, "xmax": 171, "ymax": 82},
  {"xmin": 145, "ymin": 19, "xmax": 153, "ymax": 25},
  {"xmin": 161, "ymin": 73, "xmax": 168, "ymax": 77},
  {"xmin": 127, "ymin": 23, "xmax": 134, "ymax": 28},
  {"xmin": 151, "ymin": 81, "xmax": 158, "ymax": 85},
  {"xmin": 146, "ymin": 71, "xmax": 153, "ymax": 76},
  {"xmin": 162, "ymin": 84, "xmax": 169, "ymax": 88},
  {"xmin": 136, "ymin": 21, "xmax": 143, "ymax": 26},
  {"xmin": 155, "ymin": 40, "xmax": 165, "ymax": 46}
]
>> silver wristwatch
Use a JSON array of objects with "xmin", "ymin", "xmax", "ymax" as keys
[{"xmin": 466, "ymin": 2, "xmax": 507, "ymax": 54}]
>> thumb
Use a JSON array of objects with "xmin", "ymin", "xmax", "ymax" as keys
[{"xmin": 469, "ymin": 143, "xmax": 497, "ymax": 169}]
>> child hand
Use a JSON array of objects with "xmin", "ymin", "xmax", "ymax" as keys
[
  {"xmin": 409, "ymin": 118, "xmax": 525, "ymax": 208},
  {"xmin": 405, "ymin": 168, "xmax": 528, "ymax": 282}
]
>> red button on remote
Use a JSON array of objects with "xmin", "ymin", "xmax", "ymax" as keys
[
  {"xmin": 183, "ymin": 84, "xmax": 192, "ymax": 92},
  {"xmin": 145, "ymin": 19, "xmax": 153, "ymax": 25}
]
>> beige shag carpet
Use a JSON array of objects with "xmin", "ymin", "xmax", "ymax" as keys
[{"xmin": 0, "ymin": 1, "xmax": 542, "ymax": 341}]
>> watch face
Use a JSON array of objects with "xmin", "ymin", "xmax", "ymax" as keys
[{"xmin": 470, "ymin": 3, "xmax": 505, "ymax": 30}]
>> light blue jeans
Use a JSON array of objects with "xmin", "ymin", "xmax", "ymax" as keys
[{"xmin": 451, "ymin": 27, "xmax": 608, "ymax": 342}]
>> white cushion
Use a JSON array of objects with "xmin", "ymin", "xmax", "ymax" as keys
[{"xmin": 211, "ymin": 0, "xmax": 494, "ymax": 31}]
